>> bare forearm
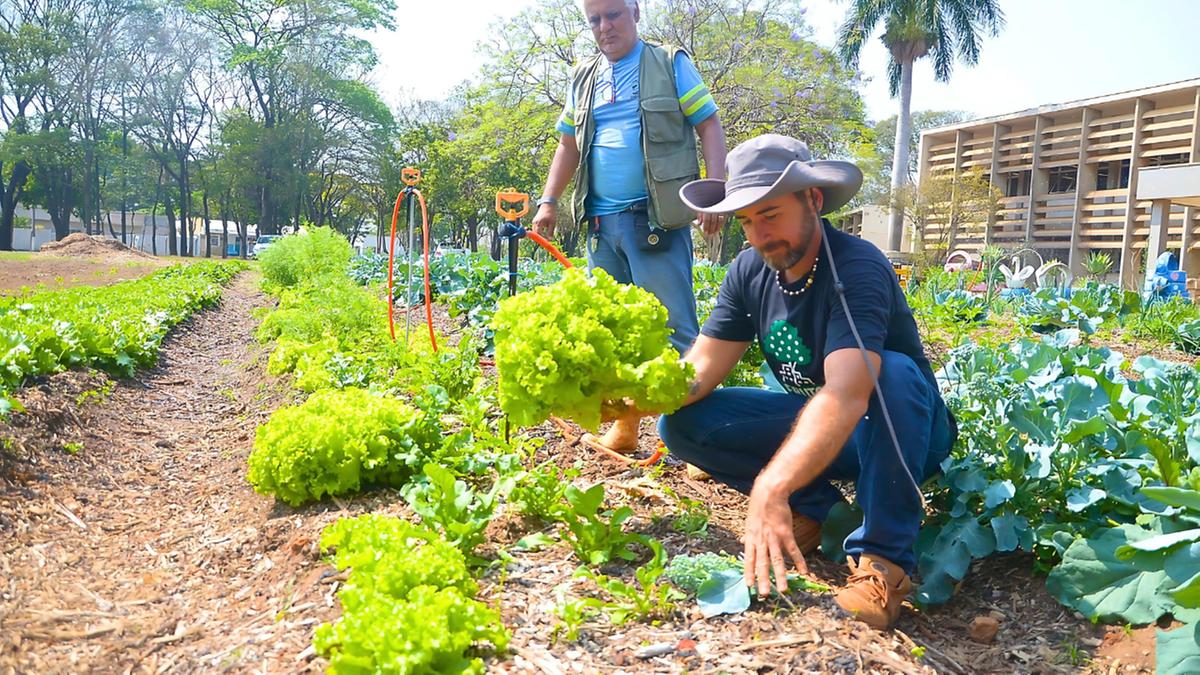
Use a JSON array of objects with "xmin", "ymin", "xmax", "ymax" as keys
[
  {"xmin": 542, "ymin": 138, "xmax": 580, "ymax": 199},
  {"xmin": 757, "ymin": 390, "xmax": 865, "ymax": 496},
  {"xmin": 681, "ymin": 335, "xmax": 748, "ymax": 406},
  {"xmin": 696, "ymin": 117, "xmax": 727, "ymax": 180}
]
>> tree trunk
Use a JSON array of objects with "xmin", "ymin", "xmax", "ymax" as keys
[
  {"xmin": 46, "ymin": 168, "xmax": 74, "ymax": 240},
  {"xmin": 177, "ymin": 165, "xmax": 190, "ymax": 256},
  {"xmin": 150, "ymin": 202, "xmax": 159, "ymax": 256},
  {"xmin": 887, "ymin": 57, "xmax": 915, "ymax": 253},
  {"xmin": 467, "ymin": 214, "xmax": 479, "ymax": 252},
  {"xmin": 81, "ymin": 146, "xmax": 93, "ymax": 236},
  {"xmin": 120, "ymin": 111, "xmax": 129, "ymax": 244},
  {"xmin": 202, "ymin": 192, "xmax": 211, "ymax": 258},
  {"xmin": 220, "ymin": 193, "xmax": 229, "ymax": 259},
  {"xmin": 149, "ymin": 168, "xmax": 164, "ymax": 255},
  {"xmin": 0, "ymin": 159, "xmax": 33, "ymax": 251},
  {"xmin": 165, "ymin": 193, "xmax": 178, "ymax": 256}
]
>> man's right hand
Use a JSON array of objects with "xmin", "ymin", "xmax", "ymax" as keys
[{"xmin": 532, "ymin": 203, "xmax": 557, "ymax": 238}]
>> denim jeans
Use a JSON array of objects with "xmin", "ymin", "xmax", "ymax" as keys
[
  {"xmin": 658, "ymin": 350, "xmax": 955, "ymax": 573},
  {"xmin": 587, "ymin": 209, "xmax": 699, "ymax": 354}
]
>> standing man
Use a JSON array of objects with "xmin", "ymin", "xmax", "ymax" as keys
[
  {"xmin": 532, "ymin": 0, "xmax": 728, "ymax": 455},
  {"xmin": 659, "ymin": 134, "xmax": 955, "ymax": 629}
]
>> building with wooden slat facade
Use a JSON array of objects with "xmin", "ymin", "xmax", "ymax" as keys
[{"xmin": 916, "ymin": 78, "xmax": 1200, "ymax": 284}]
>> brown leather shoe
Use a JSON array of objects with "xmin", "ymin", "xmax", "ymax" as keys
[
  {"xmin": 834, "ymin": 553, "xmax": 912, "ymax": 629},
  {"xmin": 791, "ymin": 514, "xmax": 822, "ymax": 554}
]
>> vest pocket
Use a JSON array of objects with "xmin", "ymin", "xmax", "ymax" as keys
[{"xmin": 641, "ymin": 96, "xmax": 685, "ymax": 143}]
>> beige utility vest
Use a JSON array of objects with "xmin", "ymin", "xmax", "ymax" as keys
[{"xmin": 570, "ymin": 42, "xmax": 701, "ymax": 230}]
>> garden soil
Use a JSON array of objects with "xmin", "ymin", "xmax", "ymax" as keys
[
  {"xmin": 0, "ymin": 272, "xmax": 1154, "ymax": 674},
  {"xmin": 38, "ymin": 233, "xmax": 159, "ymax": 263}
]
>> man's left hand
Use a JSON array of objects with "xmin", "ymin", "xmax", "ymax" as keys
[
  {"xmin": 743, "ymin": 477, "xmax": 808, "ymax": 597},
  {"xmin": 696, "ymin": 212, "xmax": 726, "ymax": 237}
]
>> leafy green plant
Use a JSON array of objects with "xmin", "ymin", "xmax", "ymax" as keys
[
  {"xmin": 921, "ymin": 333, "xmax": 1200, "ymax": 606},
  {"xmin": 573, "ymin": 541, "xmax": 682, "ymax": 625},
  {"xmin": 664, "ymin": 552, "xmax": 742, "ymax": 595},
  {"xmin": 258, "ymin": 227, "xmax": 353, "ymax": 290},
  {"xmin": 1174, "ymin": 318, "xmax": 1200, "ymax": 355},
  {"xmin": 560, "ymin": 483, "xmax": 647, "ymax": 565},
  {"xmin": 319, "ymin": 514, "xmax": 476, "ymax": 597},
  {"xmin": 671, "ymin": 498, "xmax": 710, "ymax": 537},
  {"xmin": 402, "ymin": 463, "xmax": 507, "ymax": 560},
  {"xmin": 74, "ymin": 381, "xmax": 113, "ymax": 406},
  {"xmin": 509, "ymin": 461, "xmax": 578, "ymax": 522},
  {"xmin": 1130, "ymin": 297, "xmax": 1198, "ymax": 345},
  {"xmin": 491, "ymin": 268, "xmax": 694, "ymax": 431},
  {"xmin": 1047, "ymin": 486, "xmax": 1200, "ymax": 674},
  {"xmin": 247, "ymin": 388, "xmax": 442, "ymax": 506},
  {"xmin": 256, "ymin": 274, "xmax": 384, "ymax": 351},
  {"xmin": 1083, "ymin": 251, "xmax": 1114, "ymax": 280},
  {"xmin": 0, "ymin": 260, "xmax": 244, "ymax": 413},
  {"xmin": 1017, "ymin": 282, "xmax": 1134, "ymax": 334},
  {"xmin": 315, "ymin": 515, "xmax": 508, "ymax": 674},
  {"xmin": 551, "ymin": 587, "xmax": 600, "ymax": 643}
]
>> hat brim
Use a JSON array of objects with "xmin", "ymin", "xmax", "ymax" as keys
[{"xmin": 680, "ymin": 160, "xmax": 863, "ymax": 216}]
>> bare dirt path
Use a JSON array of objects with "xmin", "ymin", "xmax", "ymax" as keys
[
  {"xmin": 0, "ymin": 273, "xmax": 341, "ymax": 674},
  {"xmin": 0, "ymin": 270, "xmax": 1155, "ymax": 674}
]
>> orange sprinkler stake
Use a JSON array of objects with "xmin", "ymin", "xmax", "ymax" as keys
[
  {"xmin": 386, "ymin": 190, "xmax": 403, "ymax": 341},
  {"xmin": 495, "ymin": 188, "xmax": 530, "ymax": 221},
  {"xmin": 386, "ymin": 166, "xmax": 437, "ymax": 352}
]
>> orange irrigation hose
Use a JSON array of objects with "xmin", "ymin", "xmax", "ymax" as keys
[
  {"xmin": 386, "ymin": 188, "xmax": 437, "ymax": 352},
  {"xmin": 415, "ymin": 189, "xmax": 436, "ymax": 352},
  {"xmin": 387, "ymin": 191, "xmax": 403, "ymax": 341},
  {"xmin": 526, "ymin": 231, "xmax": 574, "ymax": 269}
]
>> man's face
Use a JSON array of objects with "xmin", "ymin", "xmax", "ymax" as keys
[
  {"xmin": 734, "ymin": 190, "xmax": 823, "ymax": 272},
  {"xmin": 582, "ymin": 0, "xmax": 639, "ymax": 61}
]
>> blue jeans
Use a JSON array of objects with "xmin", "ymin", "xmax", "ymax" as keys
[
  {"xmin": 658, "ymin": 350, "xmax": 954, "ymax": 573},
  {"xmin": 587, "ymin": 209, "xmax": 699, "ymax": 354}
]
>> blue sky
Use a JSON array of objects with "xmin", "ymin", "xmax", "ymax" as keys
[{"xmin": 369, "ymin": 0, "xmax": 1200, "ymax": 124}]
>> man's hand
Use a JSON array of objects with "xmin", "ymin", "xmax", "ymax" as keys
[
  {"xmin": 532, "ymin": 203, "xmax": 557, "ymax": 238},
  {"xmin": 743, "ymin": 477, "xmax": 808, "ymax": 597},
  {"xmin": 600, "ymin": 398, "xmax": 647, "ymax": 423},
  {"xmin": 695, "ymin": 212, "xmax": 726, "ymax": 237}
]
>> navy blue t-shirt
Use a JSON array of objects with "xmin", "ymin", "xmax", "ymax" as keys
[{"xmin": 703, "ymin": 221, "xmax": 938, "ymax": 396}]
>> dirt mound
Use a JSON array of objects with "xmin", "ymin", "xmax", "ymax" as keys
[{"xmin": 39, "ymin": 233, "xmax": 158, "ymax": 262}]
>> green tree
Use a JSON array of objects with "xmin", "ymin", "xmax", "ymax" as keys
[
  {"xmin": 185, "ymin": 0, "xmax": 394, "ymax": 234},
  {"xmin": 895, "ymin": 167, "xmax": 1001, "ymax": 270},
  {"xmin": 471, "ymin": 0, "xmax": 866, "ymax": 263},
  {"xmin": 861, "ymin": 109, "xmax": 967, "ymax": 204},
  {"xmin": 0, "ymin": 0, "xmax": 77, "ymax": 249},
  {"xmin": 838, "ymin": 0, "xmax": 1004, "ymax": 252}
]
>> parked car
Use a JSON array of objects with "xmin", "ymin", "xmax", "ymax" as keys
[{"xmin": 251, "ymin": 234, "xmax": 283, "ymax": 258}]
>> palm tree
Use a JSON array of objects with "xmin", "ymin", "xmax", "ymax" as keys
[{"xmin": 838, "ymin": 0, "xmax": 1005, "ymax": 253}]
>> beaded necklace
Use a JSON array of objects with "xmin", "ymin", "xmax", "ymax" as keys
[{"xmin": 776, "ymin": 256, "xmax": 820, "ymax": 297}]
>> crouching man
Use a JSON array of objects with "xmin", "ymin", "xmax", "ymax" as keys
[{"xmin": 659, "ymin": 134, "xmax": 955, "ymax": 628}]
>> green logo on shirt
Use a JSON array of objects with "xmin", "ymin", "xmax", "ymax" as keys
[{"xmin": 763, "ymin": 319, "xmax": 811, "ymax": 365}]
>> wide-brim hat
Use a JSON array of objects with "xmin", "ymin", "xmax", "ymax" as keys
[{"xmin": 680, "ymin": 134, "xmax": 863, "ymax": 215}]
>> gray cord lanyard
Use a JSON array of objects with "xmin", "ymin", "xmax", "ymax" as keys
[{"xmin": 820, "ymin": 231, "xmax": 926, "ymax": 509}]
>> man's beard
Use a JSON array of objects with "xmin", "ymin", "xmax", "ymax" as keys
[{"xmin": 760, "ymin": 239, "xmax": 809, "ymax": 272}]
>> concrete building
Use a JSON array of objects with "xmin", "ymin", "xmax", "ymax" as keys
[
  {"xmin": 838, "ymin": 204, "xmax": 912, "ymax": 254},
  {"xmin": 10, "ymin": 204, "xmax": 383, "ymax": 257},
  {"xmin": 917, "ymin": 78, "xmax": 1200, "ymax": 286}
]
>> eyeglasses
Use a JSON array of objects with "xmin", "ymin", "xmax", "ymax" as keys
[{"xmin": 586, "ymin": 9, "xmax": 625, "ymax": 28}]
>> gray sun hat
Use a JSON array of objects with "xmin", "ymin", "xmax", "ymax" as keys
[{"xmin": 680, "ymin": 134, "xmax": 863, "ymax": 215}]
